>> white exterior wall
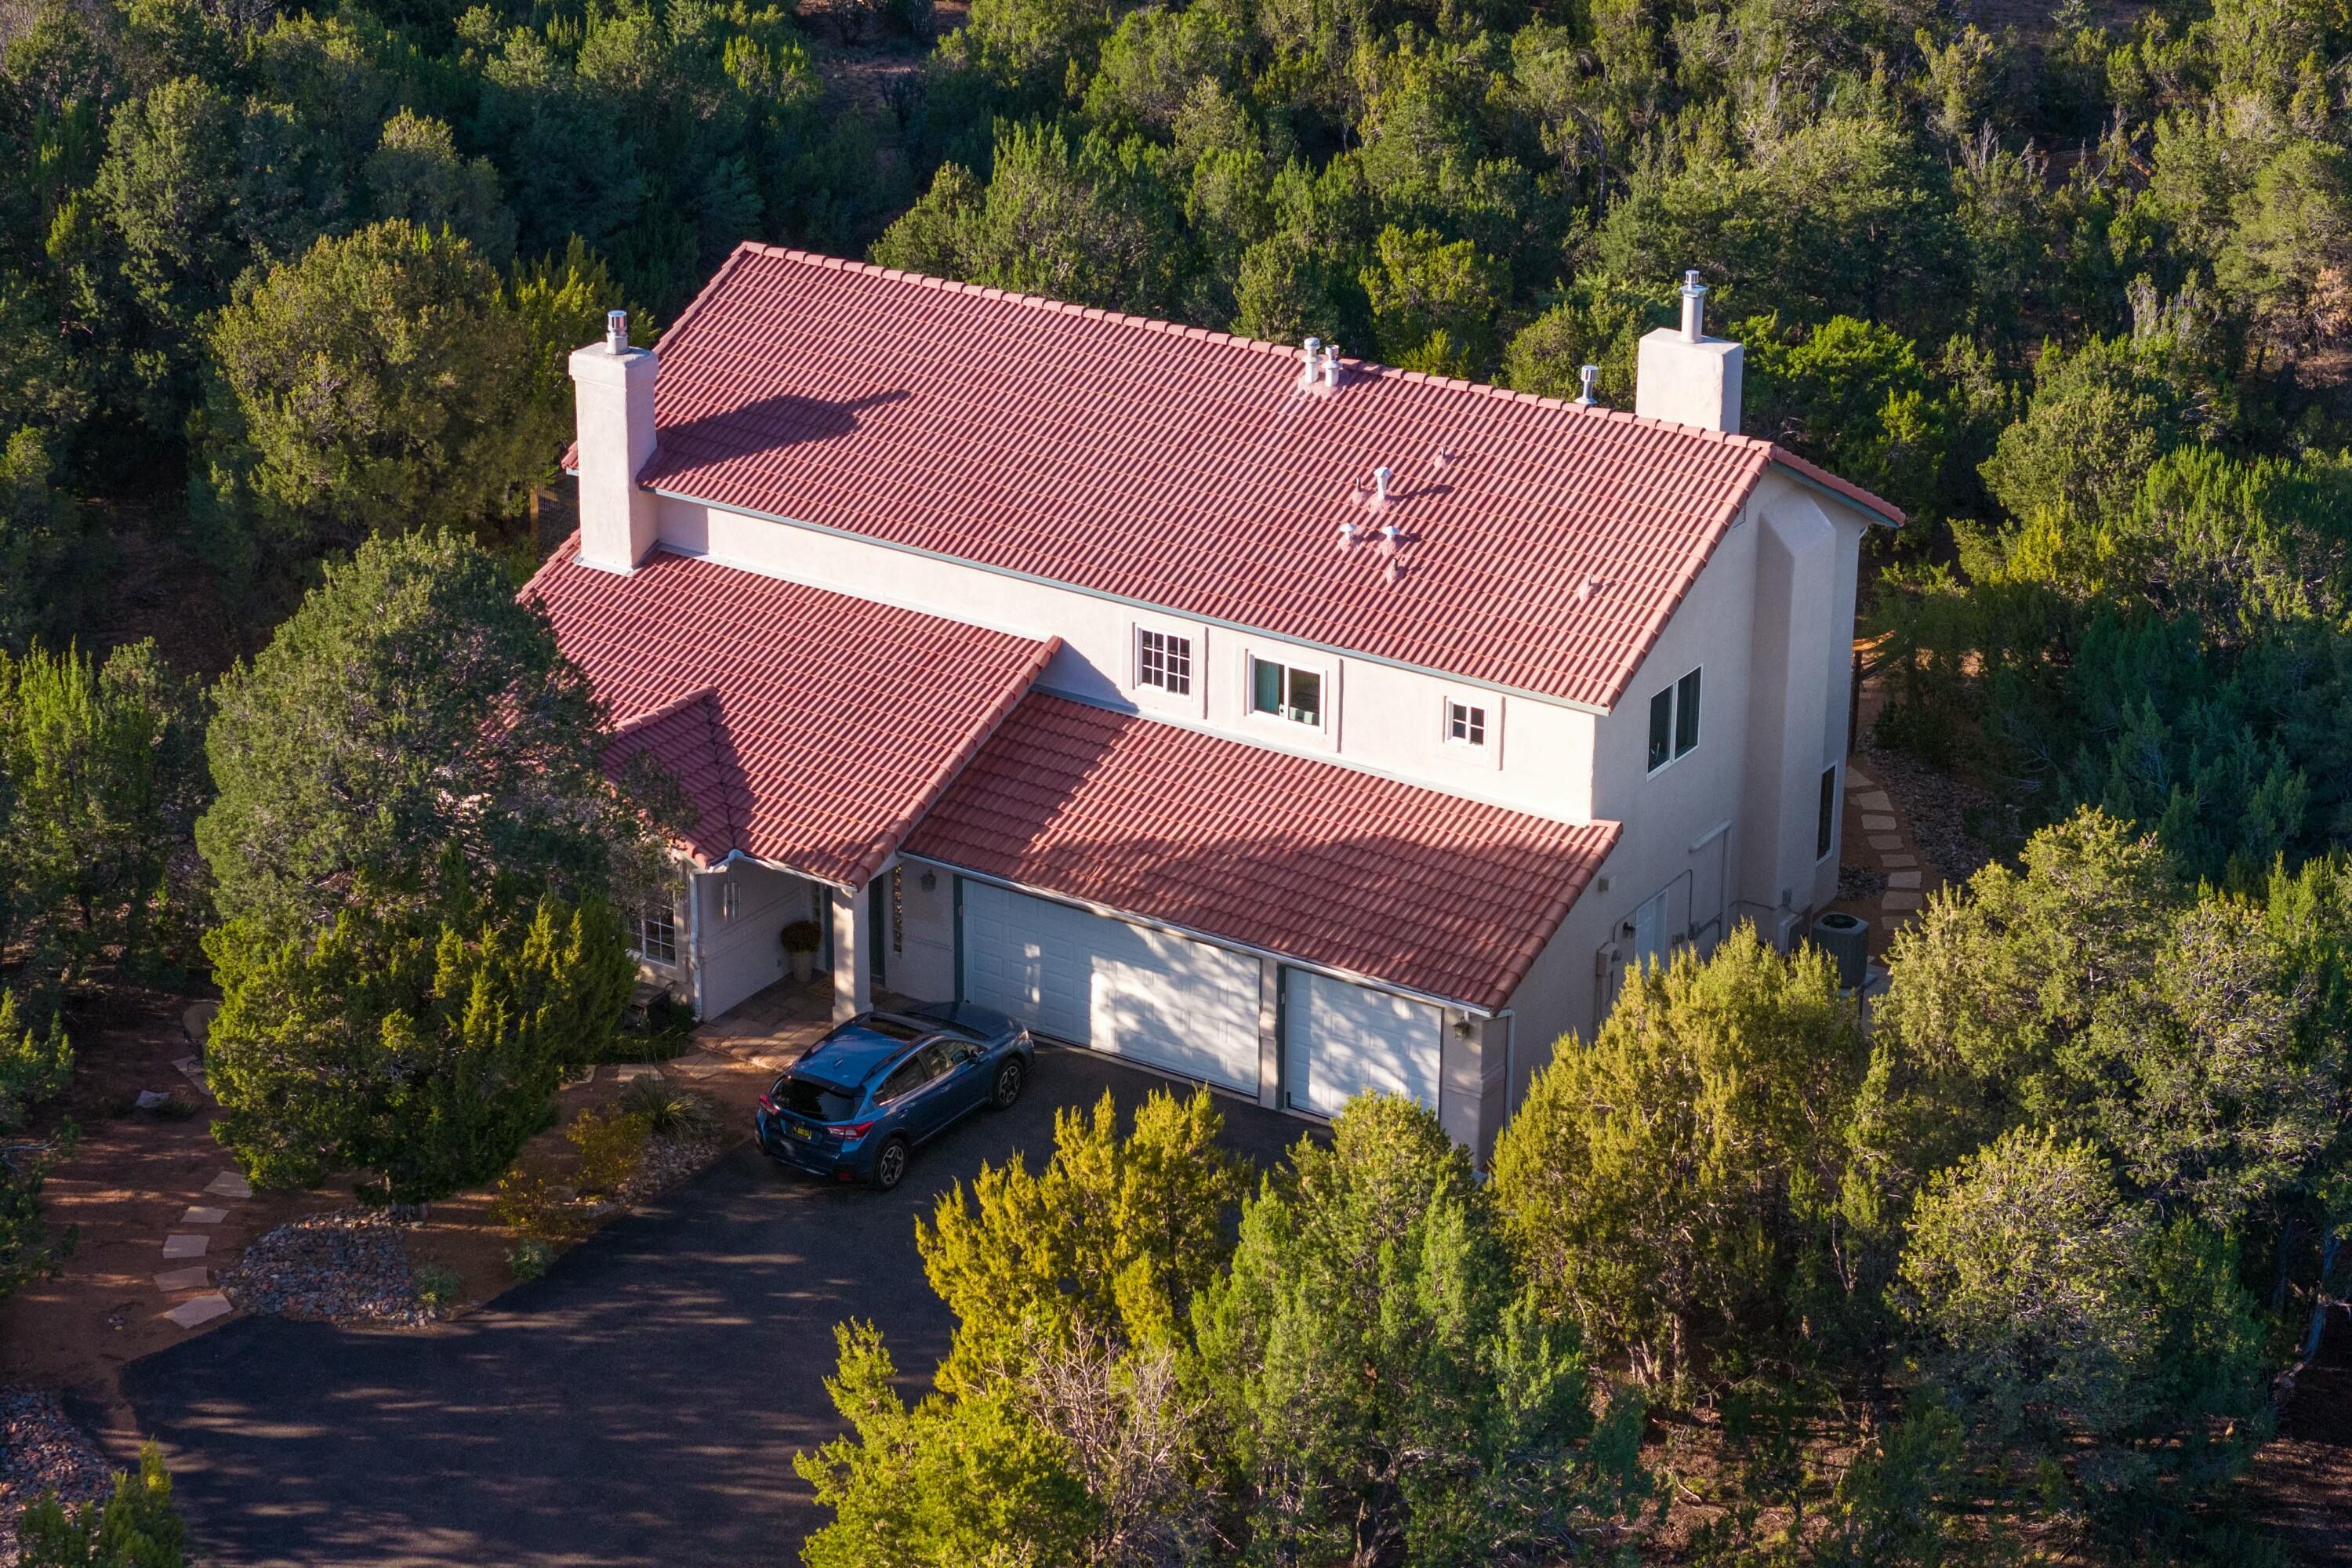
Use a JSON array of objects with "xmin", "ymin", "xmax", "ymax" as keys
[
  {"xmin": 659, "ymin": 495, "xmax": 1598, "ymax": 823},
  {"xmin": 1502, "ymin": 471, "xmax": 1874, "ymax": 1123},
  {"xmin": 692, "ymin": 861, "xmax": 820, "ymax": 1019}
]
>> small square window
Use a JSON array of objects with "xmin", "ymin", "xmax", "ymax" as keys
[
  {"xmin": 1447, "ymin": 700, "xmax": 1486, "ymax": 746},
  {"xmin": 1138, "ymin": 629, "xmax": 1192, "ymax": 696},
  {"xmin": 1252, "ymin": 658, "xmax": 1320, "ymax": 725},
  {"xmin": 626, "ymin": 902, "xmax": 677, "ymax": 966}
]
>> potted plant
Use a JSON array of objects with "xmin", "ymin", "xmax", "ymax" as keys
[{"xmin": 780, "ymin": 919, "xmax": 822, "ymax": 982}]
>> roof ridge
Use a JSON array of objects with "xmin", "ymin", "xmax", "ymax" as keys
[
  {"xmin": 610, "ymin": 682, "xmax": 720, "ymax": 737},
  {"xmin": 718, "ymin": 242, "xmax": 1831, "ymax": 463}
]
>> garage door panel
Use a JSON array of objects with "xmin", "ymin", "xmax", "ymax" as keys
[
  {"xmin": 961, "ymin": 880, "xmax": 1260, "ymax": 1095},
  {"xmin": 1285, "ymin": 969, "xmax": 1442, "ymax": 1120}
]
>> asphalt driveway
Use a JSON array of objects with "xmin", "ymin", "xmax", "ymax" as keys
[{"xmin": 118, "ymin": 1049, "xmax": 1308, "ymax": 1567}]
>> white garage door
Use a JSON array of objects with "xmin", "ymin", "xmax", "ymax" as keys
[
  {"xmin": 960, "ymin": 880, "xmax": 1261, "ymax": 1094},
  {"xmin": 1283, "ymin": 969, "xmax": 1443, "ymax": 1119}
]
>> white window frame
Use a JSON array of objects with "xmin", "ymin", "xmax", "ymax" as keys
[
  {"xmin": 1646, "ymin": 666, "xmax": 1703, "ymax": 775},
  {"xmin": 1248, "ymin": 653, "xmax": 1327, "ymax": 730},
  {"xmin": 1445, "ymin": 697, "xmax": 1487, "ymax": 747},
  {"xmin": 1135, "ymin": 626, "xmax": 1193, "ymax": 697},
  {"xmin": 627, "ymin": 901, "xmax": 678, "ymax": 967},
  {"xmin": 1436, "ymin": 688, "xmax": 1501, "ymax": 768}
]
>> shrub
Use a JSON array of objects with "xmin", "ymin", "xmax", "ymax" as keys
[
  {"xmin": 779, "ymin": 919, "xmax": 822, "ymax": 954},
  {"xmin": 567, "ymin": 1107, "xmax": 652, "ymax": 1200},
  {"xmin": 488, "ymin": 1167, "xmax": 591, "ymax": 1245},
  {"xmin": 0, "ymin": 989, "xmax": 71, "ymax": 1132},
  {"xmin": 507, "ymin": 1238, "xmax": 554, "ymax": 1282},
  {"xmin": 15, "ymin": 1441, "xmax": 185, "ymax": 1566},
  {"xmin": 617, "ymin": 1073, "xmax": 719, "ymax": 1142},
  {"xmin": 412, "ymin": 1263, "xmax": 463, "ymax": 1315}
]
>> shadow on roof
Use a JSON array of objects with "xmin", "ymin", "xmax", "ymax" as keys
[{"xmin": 660, "ymin": 388, "xmax": 912, "ymax": 466}]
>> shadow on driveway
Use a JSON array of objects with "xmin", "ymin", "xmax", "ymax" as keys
[{"xmin": 119, "ymin": 1050, "xmax": 1308, "ymax": 1567}]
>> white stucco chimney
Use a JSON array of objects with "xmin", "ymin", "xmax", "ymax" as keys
[
  {"xmin": 569, "ymin": 309, "xmax": 659, "ymax": 573},
  {"xmin": 1634, "ymin": 270, "xmax": 1743, "ymax": 434}
]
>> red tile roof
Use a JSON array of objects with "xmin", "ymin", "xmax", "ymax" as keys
[
  {"xmin": 622, "ymin": 244, "xmax": 1901, "ymax": 712},
  {"xmin": 524, "ymin": 539, "xmax": 1058, "ymax": 886},
  {"xmin": 903, "ymin": 695, "xmax": 1621, "ymax": 1011}
]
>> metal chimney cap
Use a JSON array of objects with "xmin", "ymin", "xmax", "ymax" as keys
[
  {"xmin": 1678, "ymin": 272, "xmax": 1707, "ymax": 343},
  {"xmin": 1576, "ymin": 364, "xmax": 1599, "ymax": 405},
  {"xmin": 607, "ymin": 310, "xmax": 630, "ymax": 353}
]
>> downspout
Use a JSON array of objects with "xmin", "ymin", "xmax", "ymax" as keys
[{"xmin": 684, "ymin": 868, "xmax": 706, "ymax": 1021}]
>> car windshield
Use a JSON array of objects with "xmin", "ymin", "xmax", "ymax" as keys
[{"xmin": 773, "ymin": 1074, "xmax": 859, "ymax": 1122}]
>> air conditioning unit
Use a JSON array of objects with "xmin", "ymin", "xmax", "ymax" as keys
[{"xmin": 1811, "ymin": 911, "xmax": 1870, "ymax": 991}]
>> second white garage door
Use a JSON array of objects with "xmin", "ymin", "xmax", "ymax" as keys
[
  {"xmin": 1283, "ymin": 969, "xmax": 1443, "ymax": 1119},
  {"xmin": 960, "ymin": 880, "xmax": 1261, "ymax": 1095}
]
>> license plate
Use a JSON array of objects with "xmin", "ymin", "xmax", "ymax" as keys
[{"xmin": 788, "ymin": 1123, "xmax": 814, "ymax": 1141}]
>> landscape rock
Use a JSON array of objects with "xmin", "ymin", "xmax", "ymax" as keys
[
  {"xmin": 0, "ymin": 1388, "xmax": 112, "ymax": 1561},
  {"xmin": 221, "ymin": 1211, "xmax": 430, "ymax": 1328}
]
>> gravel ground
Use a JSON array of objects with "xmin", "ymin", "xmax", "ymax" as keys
[
  {"xmin": 619, "ymin": 1131, "xmax": 727, "ymax": 1203},
  {"xmin": 221, "ymin": 1211, "xmax": 430, "ymax": 1328},
  {"xmin": 1838, "ymin": 863, "xmax": 1887, "ymax": 900},
  {"xmin": 0, "ymin": 1388, "xmax": 113, "ymax": 1559},
  {"xmin": 1857, "ymin": 740, "xmax": 1999, "ymax": 884}
]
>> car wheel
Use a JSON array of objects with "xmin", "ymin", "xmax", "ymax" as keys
[
  {"xmin": 872, "ymin": 1136, "xmax": 910, "ymax": 1192},
  {"xmin": 989, "ymin": 1057, "xmax": 1025, "ymax": 1111}
]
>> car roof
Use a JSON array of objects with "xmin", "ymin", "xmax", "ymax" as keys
[
  {"xmin": 904, "ymin": 1000, "xmax": 1016, "ymax": 1038},
  {"xmin": 797, "ymin": 1015, "xmax": 935, "ymax": 1086}
]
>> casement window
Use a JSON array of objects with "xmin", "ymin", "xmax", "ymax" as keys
[
  {"xmin": 1646, "ymin": 667, "xmax": 1703, "ymax": 773},
  {"xmin": 1817, "ymin": 766, "xmax": 1838, "ymax": 859},
  {"xmin": 1446, "ymin": 699, "xmax": 1487, "ymax": 746},
  {"xmin": 1138, "ymin": 629, "xmax": 1192, "ymax": 696},
  {"xmin": 719, "ymin": 880, "xmax": 739, "ymax": 920},
  {"xmin": 626, "ymin": 902, "xmax": 677, "ymax": 966},
  {"xmin": 1251, "ymin": 657, "xmax": 1322, "ymax": 725}
]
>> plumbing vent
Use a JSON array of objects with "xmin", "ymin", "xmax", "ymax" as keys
[
  {"xmin": 1299, "ymin": 336, "xmax": 1322, "ymax": 390},
  {"xmin": 1576, "ymin": 365, "xmax": 1599, "ymax": 405},
  {"xmin": 1321, "ymin": 344, "xmax": 1343, "ymax": 389}
]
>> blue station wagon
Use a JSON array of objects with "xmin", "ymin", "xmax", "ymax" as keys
[{"xmin": 755, "ymin": 1002, "xmax": 1034, "ymax": 1190}]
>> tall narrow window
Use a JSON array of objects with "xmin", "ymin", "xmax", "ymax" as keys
[
  {"xmin": 1446, "ymin": 700, "xmax": 1486, "ymax": 746},
  {"xmin": 1251, "ymin": 658, "xmax": 1321, "ymax": 725},
  {"xmin": 626, "ymin": 902, "xmax": 677, "ymax": 966},
  {"xmin": 720, "ymin": 880, "xmax": 739, "ymax": 920},
  {"xmin": 1647, "ymin": 667, "xmax": 1704, "ymax": 774},
  {"xmin": 1817, "ymin": 766, "xmax": 1838, "ymax": 858},
  {"xmin": 1138, "ymin": 630, "xmax": 1192, "ymax": 695}
]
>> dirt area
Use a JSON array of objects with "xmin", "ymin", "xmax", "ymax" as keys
[
  {"xmin": 2247, "ymin": 1311, "xmax": 2352, "ymax": 1567},
  {"xmin": 0, "ymin": 977, "xmax": 833, "ymax": 1455}
]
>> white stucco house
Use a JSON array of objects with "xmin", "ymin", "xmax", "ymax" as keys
[{"xmin": 528, "ymin": 248, "xmax": 1900, "ymax": 1160}]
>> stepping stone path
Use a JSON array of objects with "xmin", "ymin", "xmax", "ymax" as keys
[
  {"xmin": 163, "ymin": 1294, "xmax": 233, "ymax": 1330},
  {"xmin": 1845, "ymin": 761, "xmax": 1938, "ymax": 942},
  {"xmin": 154, "ymin": 1168, "xmax": 252, "ymax": 1330}
]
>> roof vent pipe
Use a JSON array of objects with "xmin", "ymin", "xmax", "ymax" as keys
[
  {"xmin": 607, "ymin": 309, "xmax": 630, "ymax": 354},
  {"xmin": 1322, "ymin": 344, "xmax": 1343, "ymax": 388},
  {"xmin": 1372, "ymin": 464, "xmax": 1392, "ymax": 507},
  {"xmin": 1300, "ymin": 336, "xmax": 1322, "ymax": 389},
  {"xmin": 1576, "ymin": 364, "xmax": 1599, "ymax": 405},
  {"xmin": 1379, "ymin": 519, "xmax": 1401, "ymax": 555},
  {"xmin": 1679, "ymin": 271, "xmax": 1706, "ymax": 343},
  {"xmin": 1337, "ymin": 517, "xmax": 1359, "ymax": 553}
]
